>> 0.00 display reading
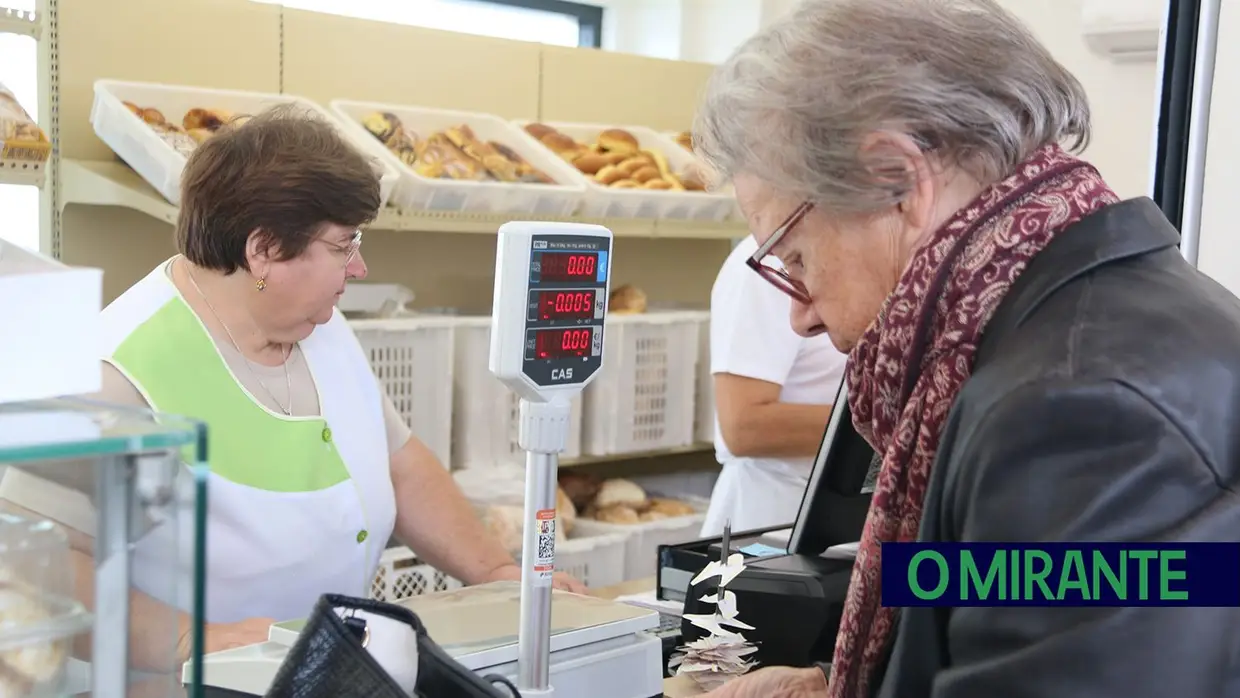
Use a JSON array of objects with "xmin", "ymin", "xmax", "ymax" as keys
[
  {"xmin": 538, "ymin": 291, "xmax": 594, "ymax": 320},
  {"xmin": 534, "ymin": 328, "xmax": 594, "ymax": 359},
  {"xmin": 540, "ymin": 253, "xmax": 597, "ymax": 281}
]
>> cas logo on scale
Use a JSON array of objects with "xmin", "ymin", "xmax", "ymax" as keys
[{"xmin": 551, "ymin": 367, "xmax": 575, "ymax": 381}]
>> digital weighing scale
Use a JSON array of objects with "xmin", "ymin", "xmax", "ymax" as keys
[{"xmin": 186, "ymin": 222, "xmax": 666, "ymax": 698}]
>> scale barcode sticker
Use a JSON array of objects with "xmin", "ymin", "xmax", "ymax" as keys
[{"xmin": 533, "ymin": 508, "xmax": 556, "ymax": 585}]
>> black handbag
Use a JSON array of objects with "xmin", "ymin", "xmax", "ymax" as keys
[{"xmin": 265, "ymin": 594, "xmax": 522, "ymax": 698}]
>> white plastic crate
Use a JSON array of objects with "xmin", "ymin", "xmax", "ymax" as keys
[
  {"xmin": 91, "ymin": 80, "xmax": 398, "ymax": 207},
  {"xmin": 453, "ymin": 465, "xmax": 628, "ymax": 587},
  {"xmin": 582, "ymin": 311, "xmax": 707, "ymax": 456},
  {"xmin": 450, "ymin": 316, "xmax": 583, "ymax": 469},
  {"xmin": 693, "ymin": 315, "xmax": 715, "ymax": 444},
  {"xmin": 349, "ymin": 317, "xmax": 456, "ymax": 468},
  {"xmin": 331, "ymin": 101, "xmax": 588, "ymax": 216},
  {"xmin": 572, "ymin": 497, "xmax": 709, "ymax": 581},
  {"xmin": 517, "ymin": 121, "xmax": 734, "ymax": 221},
  {"xmin": 371, "ymin": 546, "xmax": 464, "ymax": 603},
  {"xmin": 371, "ymin": 530, "xmax": 626, "ymax": 597}
]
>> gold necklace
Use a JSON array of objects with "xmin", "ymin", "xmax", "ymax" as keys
[{"xmin": 185, "ymin": 262, "xmax": 295, "ymax": 416}]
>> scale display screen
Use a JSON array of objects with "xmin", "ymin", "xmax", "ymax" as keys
[
  {"xmin": 531, "ymin": 326, "xmax": 596, "ymax": 360},
  {"xmin": 539, "ymin": 252, "xmax": 604, "ymax": 282},
  {"xmin": 533, "ymin": 289, "xmax": 599, "ymax": 321}
]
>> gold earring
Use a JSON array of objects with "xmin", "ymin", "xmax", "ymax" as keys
[{"xmin": 256, "ymin": 277, "xmax": 267, "ymax": 291}]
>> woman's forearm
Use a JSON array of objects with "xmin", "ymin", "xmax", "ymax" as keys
[
  {"xmin": 719, "ymin": 402, "xmax": 833, "ymax": 458},
  {"xmin": 70, "ymin": 547, "xmax": 193, "ymax": 672},
  {"xmin": 390, "ymin": 437, "xmax": 516, "ymax": 584}
]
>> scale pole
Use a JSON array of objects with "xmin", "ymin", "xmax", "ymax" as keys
[
  {"xmin": 518, "ymin": 449, "xmax": 557, "ymax": 690},
  {"xmin": 515, "ymin": 397, "xmax": 571, "ymax": 696}
]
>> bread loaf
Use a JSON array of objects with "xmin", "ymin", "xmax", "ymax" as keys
[{"xmin": 608, "ymin": 285, "xmax": 647, "ymax": 315}]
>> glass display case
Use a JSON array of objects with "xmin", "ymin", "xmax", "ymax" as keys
[{"xmin": 0, "ymin": 397, "xmax": 207, "ymax": 697}]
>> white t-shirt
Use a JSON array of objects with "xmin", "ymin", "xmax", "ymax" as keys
[{"xmin": 702, "ymin": 237, "xmax": 847, "ymax": 535}]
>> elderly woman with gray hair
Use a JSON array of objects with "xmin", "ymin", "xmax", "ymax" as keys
[{"xmin": 693, "ymin": 1, "xmax": 1240, "ymax": 697}]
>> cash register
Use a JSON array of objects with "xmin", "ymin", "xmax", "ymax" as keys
[{"xmin": 658, "ymin": 381, "xmax": 876, "ymax": 669}]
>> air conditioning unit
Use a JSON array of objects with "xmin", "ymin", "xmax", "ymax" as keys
[{"xmin": 1081, "ymin": 0, "xmax": 1165, "ymax": 63}]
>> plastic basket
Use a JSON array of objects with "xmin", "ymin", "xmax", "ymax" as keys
[
  {"xmin": 572, "ymin": 497, "xmax": 709, "ymax": 581},
  {"xmin": 582, "ymin": 311, "xmax": 707, "ymax": 456},
  {"xmin": 331, "ymin": 101, "xmax": 588, "ymax": 216},
  {"xmin": 349, "ymin": 317, "xmax": 456, "ymax": 468},
  {"xmin": 91, "ymin": 80, "xmax": 398, "ymax": 207},
  {"xmin": 693, "ymin": 315, "xmax": 715, "ymax": 444},
  {"xmin": 450, "ymin": 316, "xmax": 583, "ymax": 469},
  {"xmin": 517, "ymin": 121, "xmax": 734, "ymax": 221},
  {"xmin": 371, "ymin": 546, "xmax": 464, "ymax": 603}
]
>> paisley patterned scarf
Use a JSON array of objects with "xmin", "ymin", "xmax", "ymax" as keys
[{"xmin": 827, "ymin": 143, "xmax": 1120, "ymax": 698}]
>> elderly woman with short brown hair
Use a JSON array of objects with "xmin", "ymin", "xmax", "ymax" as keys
[
  {"xmin": 692, "ymin": 1, "xmax": 1240, "ymax": 697},
  {"xmin": 1, "ymin": 107, "xmax": 583, "ymax": 675}
]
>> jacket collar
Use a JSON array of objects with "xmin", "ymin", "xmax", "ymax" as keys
[{"xmin": 978, "ymin": 197, "xmax": 1181, "ymax": 362}]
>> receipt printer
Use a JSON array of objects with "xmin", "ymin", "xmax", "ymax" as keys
[{"xmin": 667, "ymin": 537, "xmax": 852, "ymax": 668}]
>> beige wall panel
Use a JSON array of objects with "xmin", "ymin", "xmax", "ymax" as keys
[
  {"xmin": 56, "ymin": 0, "xmax": 281, "ymax": 161},
  {"xmin": 281, "ymin": 10, "xmax": 541, "ymax": 119},
  {"xmin": 539, "ymin": 46, "xmax": 715, "ymax": 130},
  {"xmin": 61, "ymin": 208, "xmax": 179, "ymax": 303}
]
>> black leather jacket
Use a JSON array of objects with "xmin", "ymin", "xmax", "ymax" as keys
[{"xmin": 873, "ymin": 198, "xmax": 1240, "ymax": 698}]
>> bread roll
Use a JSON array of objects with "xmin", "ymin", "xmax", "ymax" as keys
[
  {"xmin": 483, "ymin": 504, "xmax": 569, "ymax": 552},
  {"xmin": 598, "ymin": 128, "xmax": 639, "ymax": 155},
  {"xmin": 595, "ymin": 164, "xmax": 627, "ymax": 186},
  {"xmin": 557, "ymin": 487, "xmax": 577, "ymax": 533},
  {"xmin": 611, "ymin": 179, "xmax": 640, "ymax": 189},
  {"xmin": 608, "ymin": 284, "xmax": 648, "ymax": 314},
  {"xmin": 524, "ymin": 122, "xmax": 556, "ymax": 140},
  {"xmin": 573, "ymin": 152, "xmax": 608, "ymax": 175},
  {"xmin": 674, "ymin": 131, "xmax": 693, "ymax": 151},
  {"xmin": 649, "ymin": 498, "xmax": 696, "ymax": 517},
  {"xmin": 183, "ymin": 107, "xmax": 232, "ymax": 132},
  {"xmin": 540, "ymin": 132, "xmax": 581, "ymax": 159},
  {"xmin": 594, "ymin": 505, "xmax": 640, "ymax": 524},
  {"xmin": 140, "ymin": 107, "xmax": 167, "ymax": 126},
  {"xmin": 639, "ymin": 510, "xmax": 670, "ymax": 522},
  {"xmin": 559, "ymin": 472, "xmax": 602, "ymax": 510},
  {"xmin": 631, "ymin": 165, "xmax": 661, "ymax": 184},
  {"xmin": 643, "ymin": 179, "xmax": 674, "ymax": 190},
  {"xmin": 594, "ymin": 478, "xmax": 647, "ymax": 509}
]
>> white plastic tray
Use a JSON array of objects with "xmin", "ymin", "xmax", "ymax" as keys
[
  {"xmin": 518, "ymin": 121, "xmax": 734, "ymax": 221},
  {"xmin": 331, "ymin": 101, "xmax": 588, "ymax": 216},
  {"xmin": 91, "ymin": 80, "xmax": 398, "ymax": 207}
]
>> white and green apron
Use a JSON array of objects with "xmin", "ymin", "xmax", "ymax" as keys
[{"xmin": 101, "ymin": 260, "xmax": 396, "ymax": 623}]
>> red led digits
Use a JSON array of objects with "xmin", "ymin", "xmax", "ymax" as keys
[
  {"xmin": 540, "ymin": 253, "xmax": 597, "ymax": 282},
  {"xmin": 534, "ymin": 328, "xmax": 593, "ymax": 359},
  {"xmin": 538, "ymin": 291, "xmax": 595, "ymax": 320}
]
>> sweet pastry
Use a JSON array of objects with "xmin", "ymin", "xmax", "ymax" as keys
[
  {"xmin": 608, "ymin": 285, "xmax": 648, "ymax": 315},
  {"xmin": 523, "ymin": 124, "xmax": 708, "ymax": 194},
  {"xmin": 0, "ymin": 83, "xmax": 48, "ymax": 151},
  {"xmin": 363, "ymin": 113, "xmax": 556, "ymax": 185}
]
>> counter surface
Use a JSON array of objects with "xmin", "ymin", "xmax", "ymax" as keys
[{"xmin": 593, "ymin": 578, "xmax": 703, "ymax": 698}]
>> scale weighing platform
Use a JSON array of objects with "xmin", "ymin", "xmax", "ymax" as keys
[
  {"xmin": 190, "ymin": 582, "xmax": 664, "ymax": 697},
  {"xmin": 188, "ymin": 222, "xmax": 667, "ymax": 698}
]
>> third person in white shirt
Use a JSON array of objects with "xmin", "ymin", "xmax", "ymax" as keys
[{"xmin": 700, "ymin": 236, "xmax": 847, "ymax": 536}]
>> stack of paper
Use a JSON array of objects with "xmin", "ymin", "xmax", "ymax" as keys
[{"xmin": 669, "ymin": 553, "xmax": 758, "ymax": 692}]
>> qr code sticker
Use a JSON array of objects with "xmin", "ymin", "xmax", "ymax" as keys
[{"xmin": 537, "ymin": 519, "xmax": 556, "ymax": 562}]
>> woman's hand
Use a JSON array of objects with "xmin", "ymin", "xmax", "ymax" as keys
[
  {"xmin": 180, "ymin": 617, "xmax": 278, "ymax": 662},
  {"xmin": 484, "ymin": 563, "xmax": 588, "ymax": 594},
  {"xmin": 700, "ymin": 666, "xmax": 829, "ymax": 698}
]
